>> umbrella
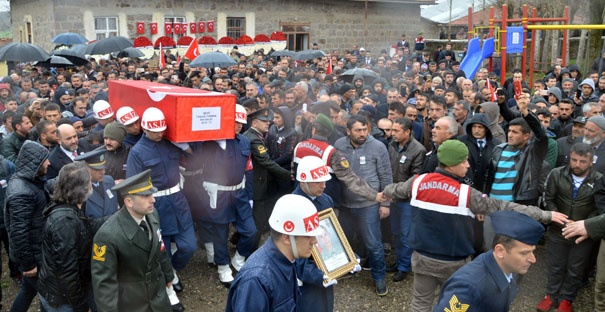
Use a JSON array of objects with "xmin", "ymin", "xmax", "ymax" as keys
[
  {"xmin": 292, "ymin": 49, "xmax": 326, "ymax": 61},
  {"xmin": 0, "ymin": 42, "xmax": 51, "ymax": 62},
  {"xmin": 116, "ymin": 47, "xmax": 145, "ymax": 58},
  {"xmin": 339, "ymin": 68, "xmax": 379, "ymax": 85},
  {"xmin": 69, "ymin": 44, "xmax": 88, "ymax": 55},
  {"xmin": 190, "ymin": 52, "xmax": 237, "ymax": 68},
  {"xmin": 84, "ymin": 36, "xmax": 133, "ymax": 55},
  {"xmin": 35, "ymin": 55, "xmax": 74, "ymax": 67},
  {"xmin": 271, "ymin": 50, "xmax": 295, "ymax": 57},
  {"xmin": 52, "ymin": 49, "xmax": 89, "ymax": 66},
  {"xmin": 52, "ymin": 32, "xmax": 89, "ymax": 45}
]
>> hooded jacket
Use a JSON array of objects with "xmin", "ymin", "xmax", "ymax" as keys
[
  {"xmin": 458, "ymin": 113, "xmax": 502, "ymax": 192},
  {"xmin": 266, "ymin": 106, "xmax": 298, "ymax": 171},
  {"xmin": 5, "ymin": 140, "xmax": 50, "ymax": 271},
  {"xmin": 478, "ymin": 102, "xmax": 506, "ymax": 143}
]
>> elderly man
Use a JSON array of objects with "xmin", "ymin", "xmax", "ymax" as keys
[
  {"xmin": 581, "ymin": 116, "xmax": 605, "ymax": 173},
  {"xmin": 379, "ymin": 140, "xmax": 568, "ymax": 312}
]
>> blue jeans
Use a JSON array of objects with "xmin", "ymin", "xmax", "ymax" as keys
[
  {"xmin": 11, "ymin": 275, "xmax": 46, "ymax": 312},
  {"xmin": 39, "ymin": 295, "xmax": 73, "ymax": 312},
  {"xmin": 338, "ymin": 204, "xmax": 386, "ymax": 281},
  {"xmin": 197, "ymin": 217, "xmax": 257, "ymax": 265},
  {"xmin": 390, "ymin": 200, "xmax": 412, "ymax": 272}
]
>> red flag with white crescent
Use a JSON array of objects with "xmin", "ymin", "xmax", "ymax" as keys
[
  {"xmin": 181, "ymin": 23, "xmax": 188, "ymax": 35},
  {"xmin": 326, "ymin": 58, "xmax": 333, "ymax": 75},
  {"xmin": 198, "ymin": 21, "xmax": 205, "ymax": 33},
  {"xmin": 185, "ymin": 39, "xmax": 200, "ymax": 60},
  {"xmin": 190, "ymin": 23, "xmax": 197, "ymax": 34},
  {"xmin": 207, "ymin": 21, "xmax": 215, "ymax": 33},
  {"xmin": 136, "ymin": 21, "xmax": 145, "ymax": 34},
  {"xmin": 174, "ymin": 23, "xmax": 181, "ymax": 35},
  {"xmin": 150, "ymin": 22, "xmax": 158, "ymax": 35},
  {"xmin": 164, "ymin": 23, "xmax": 173, "ymax": 35}
]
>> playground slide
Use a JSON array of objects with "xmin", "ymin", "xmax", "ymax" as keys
[{"xmin": 459, "ymin": 37, "xmax": 494, "ymax": 80}]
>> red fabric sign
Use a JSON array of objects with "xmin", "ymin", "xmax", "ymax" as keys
[
  {"xmin": 207, "ymin": 21, "xmax": 214, "ymax": 33},
  {"xmin": 136, "ymin": 21, "xmax": 145, "ymax": 34},
  {"xmin": 150, "ymin": 22, "xmax": 158, "ymax": 35}
]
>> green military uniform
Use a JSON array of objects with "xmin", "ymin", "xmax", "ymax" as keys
[
  {"xmin": 91, "ymin": 170, "xmax": 174, "ymax": 312},
  {"xmin": 243, "ymin": 109, "xmax": 291, "ymax": 240}
]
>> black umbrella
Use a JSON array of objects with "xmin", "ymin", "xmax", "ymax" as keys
[
  {"xmin": 52, "ymin": 49, "xmax": 89, "ymax": 66},
  {"xmin": 52, "ymin": 32, "xmax": 89, "ymax": 45},
  {"xmin": 35, "ymin": 55, "xmax": 74, "ymax": 67},
  {"xmin": 339, "ymin": 68, "xmax": 379, "ymax": 85},
  {"xmin": 84, "ymin": 36, "xmax": 133, "ymax": 55},
  {"xmin": 271, "ymin": 50, "xmax": 295, "ymax": 57},
  {"xmin": 292, "ymin": 49, "xmax": 326, "ymax": 61},
  {"xmin": 116, "ymin": 47, "xmax": 145, "ymax": 58},
  {"xmin": 0, "ymin": 42, "xmax": 51, "ymax": 62},
  {"xmin": 190, "ymin": 52, "xmax": 237, "ymax": 68}
]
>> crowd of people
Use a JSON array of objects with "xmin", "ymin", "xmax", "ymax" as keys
[{"xmin": 0, "ymin": 36, "xmax": 605, "ymax": 312}]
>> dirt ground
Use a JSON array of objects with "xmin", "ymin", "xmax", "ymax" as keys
[{"xmin": 0, "ymin": 237, "xmax": 596, "ymax": 312}]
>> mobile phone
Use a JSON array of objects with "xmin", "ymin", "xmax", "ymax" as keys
[
  {"xmin": 496, "ymin": 89, "xmax": 505, "ymax": 96},
  {"xmin": 576, "ymin": 89, "xmax": 582, "ymax": 99},
  {"xmin": 302, "ymin": 103, "xmax": 308, "ymax": 112}
]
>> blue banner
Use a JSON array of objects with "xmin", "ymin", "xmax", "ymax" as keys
[{"xmin": 507, "ymin": 27, "xmax": 524, "ymax": 54}]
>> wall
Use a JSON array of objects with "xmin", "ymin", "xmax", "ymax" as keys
[{"xmin": 10, "ymin": 0, "xmax": 438, "ymax": 54}]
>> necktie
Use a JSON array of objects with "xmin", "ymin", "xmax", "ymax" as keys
[
  {"xmin": 140, "ymin": 219, "xmax": 150, "ymax": 240},
  {"xmin": 478, "ymin": 140, "xmax": 484, "ymax": 151},
  {"xmin": 72, "ymin": 151, "xmax": 78, "ymax": 158}
]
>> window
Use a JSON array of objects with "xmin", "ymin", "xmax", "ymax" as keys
[
  {"xmin": 94, "ymin": 17, "xmax": 118, "ymax": 40},
  {"xmin": 227, "ymin": 17, "xmax": 245, "ymax": 39},
  {"xmin": 164, "ymin": 16, "xmax": 186, "ymax": 40},
  {"xmin": 25, "ymin": 21, "xmax": 32, "ymax": 43},
  {"xmin": 281, "ymin": 23, "xmax": 310, "ymax": 51}
]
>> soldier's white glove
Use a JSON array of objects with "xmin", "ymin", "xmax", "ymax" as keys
[{"xmin": 322, "ymin": 275, "xmax": 337, "ymax": 288}]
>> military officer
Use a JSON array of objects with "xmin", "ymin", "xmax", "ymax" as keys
[
  {"xmin": 74, "ymin": 147, "xmax": 118, "ymax": 219},
  {"xmin": 91, "ymin": 169, "xmax": 179, "ymax": 312},
  {"xmin": 126, "ymin": 107, "xmax": 195, "ymax": 301},
  {"xmin": 434, "ymin": 211, "xmax": 545, "ymax": 312},
  {"xmin": 183, "ymin": 104, "xmax": 257, "ymax": 286},
  {"xmin": 243, "ymin": 108, "xmax": 291, "ymax": 245}
]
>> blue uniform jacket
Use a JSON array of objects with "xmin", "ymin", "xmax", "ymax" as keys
[
  {"xmin": 185, "ymin": 136, "xmax": 252, "ymax": 224},
  {"xmin": 85, "ymin": 175, "xmax": 118, "ymax": 219},
  {"xmin": 293, "ymin": 186, "xmax": 334, "ymax": 312},
  {"xmin": 226, "ymin": 238, "xmax": 299, "ymax": 312},
  {"xmin": 126, "ymin": 136, "xmax": 193, "ymax": 236},
  {"xmin": 434, "ymin": 251, "xmax": 517, "ymax": 312}
]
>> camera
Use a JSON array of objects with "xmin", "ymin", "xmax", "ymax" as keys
[{"xmin": 496, "ymin": 89, "xmax": 505, "ymax": 96}]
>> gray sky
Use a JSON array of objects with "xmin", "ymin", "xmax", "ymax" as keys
[{"xmin": 0, "ymin": 2, "xmax": 8, "ymax": 12}]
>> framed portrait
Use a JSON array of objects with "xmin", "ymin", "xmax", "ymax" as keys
[{"xmin": 311, "ymin": 208, "xmax": 357, "ymax": 280}]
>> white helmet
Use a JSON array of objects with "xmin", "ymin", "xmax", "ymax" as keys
[
  {"xmin": 269, "ymin": 194, "xmax": 322, "ymax": 237},
  {"xmin": 296, "ymin": 156, "xmax": 331, "ymax": 182},
  {"xmin": 116, "ymin": 106, "xmax": 140, "ymax": 126},
  {"xmin": 93, "ymin": 100, "xmax": 114, "ymax": 120},
  {"xmin": 235, "ymin": 104, "xmax": 247, "ymax": 124},
  {"xmin": 141, "ymin": 107, "xmax": 167, "ymax": 132}
]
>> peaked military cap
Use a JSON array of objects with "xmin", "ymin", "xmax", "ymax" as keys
[
  {"xmin": 248, "ymin": 108, "xmax": 273, "ymax": 122},
  {"xmin": 111, "ymin": 169, "xmax": 157, "ymax": 196},
  {"xmin": 74, "ymin": 146, "xmax": 107, "ymax": 170}
]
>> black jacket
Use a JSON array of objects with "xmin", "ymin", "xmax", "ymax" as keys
[
  {"xmin": 38, "ymin": 203, "xmax": 93, "ymax": 312},
  {"xmin": 5, "ymin": 140, "xmax": 50, "ymax": 271},
  {"xmin": 459, "ymin": 113, "xmax": 502, "ymax": 193}
]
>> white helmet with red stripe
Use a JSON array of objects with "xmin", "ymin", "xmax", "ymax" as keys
[
  {"xmin": 141, "ymin": 107, "xmax": 167, "ymax": 132},
  {"xmin": 93, "ymin": 100, "xmax": 114, "ymax": 120},
  {"xmin": 269, "ymin": 194, "xmax": 322, "ymax": 237},
  {"xmin": 116, "ymin": 106, "xmax": 140, "ymax": 126},
  {"xmin": 235, "ymin": 104, "xmax": 247, "ymax": 124},
  {"xmin": 296, "ymin": 156, "xmax": 331, "ymax": 182}
]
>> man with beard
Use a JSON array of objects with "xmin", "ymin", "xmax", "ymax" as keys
[
  {"xmin": 536, "ymin": 143, "xmax": 601, "ymax": 312},
  {"xmin": 46, "ymin": 124, "xmax": 82, "ymax": 179},
  {"xmin": 580, "ymin": 116, "xmax": 605, "ymax": 173},
  {"xmin": 556, "ymin": 116, "xmax": 586, "ymax": 167},
  {"xmin": 2, "ymin": 114, "xmax": 33, "ymax": 163},
  {"xmin": 102, "ymin": 122, "xmax": 130, "ymax": 181}
]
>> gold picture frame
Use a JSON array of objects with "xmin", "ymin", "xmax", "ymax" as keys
[{"xmin": 311, "ymin": 208, "xmax": 357, "ymax": 281}]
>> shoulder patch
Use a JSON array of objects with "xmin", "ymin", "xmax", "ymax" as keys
[
  {"xmin": 258, "ymin": 145, "xmax": 267, "ymax": 154},
  {"xmin": 92, "ymin": 243, "xmax": 106, "ymax": 262},
  {"xmin": 445, "ymin": 294, "xmax": 469, "ymax": 312},
  {"xmin": 340, "ymin": 157, "xmax": 349, "ymax": 168}
]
